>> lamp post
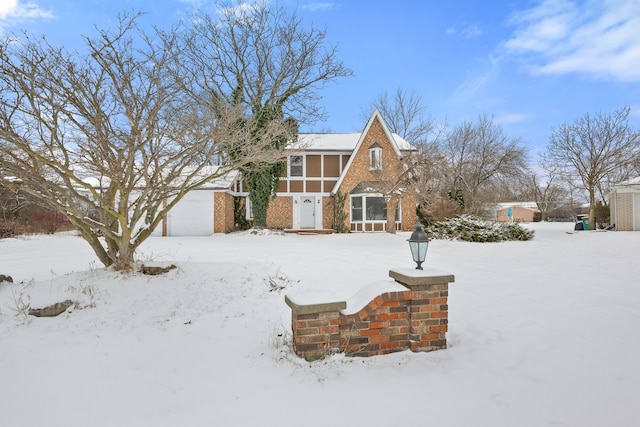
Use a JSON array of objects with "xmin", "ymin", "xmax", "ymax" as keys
[{"xmin": 408, "ymin": 223, "xmax": 429, "ymax": 270}]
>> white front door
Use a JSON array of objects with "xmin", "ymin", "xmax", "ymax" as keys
[{"xmin": 300, "ymin": 196, "xmax": 315, "ymax": 229}]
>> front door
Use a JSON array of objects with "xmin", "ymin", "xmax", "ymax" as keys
[{"xmin": 301, "ymin": 196, "xmax": 315, "ymax": 229}]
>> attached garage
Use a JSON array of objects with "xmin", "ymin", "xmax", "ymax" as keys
[
  {"xmin": 165, "ymin": 190, "xmax": 215, "ymax": 236},
  {"xmin": 610, "ymin": 177, "xmax": 640, "ymax": 231}
]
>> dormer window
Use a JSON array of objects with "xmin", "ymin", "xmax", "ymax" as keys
[{"xmin": 369, "ymin": 143, "xmax": 382, "ymax": 170}]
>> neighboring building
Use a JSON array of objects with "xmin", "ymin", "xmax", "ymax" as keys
[
  {"xmin": 609, "ymin": 177, "xmax": 640, "ymax": 231},
  {"xmin": 494, "ymin": 202, "xmax": 540, "ymax": 222},
  {"xmin": 156, "ymin": 109, "xmax": 419, "ymax": 235}
]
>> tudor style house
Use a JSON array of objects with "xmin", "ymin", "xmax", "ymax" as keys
[{"xmin": 154, "ymin": 109, "xmax": 418, "ymax": 236}]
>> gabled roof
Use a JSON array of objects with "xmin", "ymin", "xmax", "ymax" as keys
[{"xmin": 331, "ymin": 109, "xmax": 412, "ymax": 195}]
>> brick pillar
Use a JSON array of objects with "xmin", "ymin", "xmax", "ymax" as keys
[
  {"xmin": 284, "ymin": 292, "xmax": 346, "ymax": 361},
  {"xmin": 389, "ymin": 268, "xmax": 455, "ymax": 353}
]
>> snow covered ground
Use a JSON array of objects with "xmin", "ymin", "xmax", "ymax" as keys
[{"xmin": 1, "ymin": 222, "xmax": 639, "ymax": 427}]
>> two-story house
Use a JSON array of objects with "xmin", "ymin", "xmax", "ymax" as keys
[{"xmin": 155, "ymin": 109, "xmax": 418, "ymax": 236}]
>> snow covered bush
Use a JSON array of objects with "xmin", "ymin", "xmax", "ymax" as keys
[{"xmin": 425, "ymin": 215, "xmax": 535, "ymax": 242}]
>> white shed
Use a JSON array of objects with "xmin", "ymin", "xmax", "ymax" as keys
[{"xmin": 609, "ymin": 177, "xmax": 640, "ymax": 231}]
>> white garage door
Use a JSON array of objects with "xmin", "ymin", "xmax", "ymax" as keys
[{"xmin": 166, "ymin": 190, "xmax": 215, "ymax": 236}]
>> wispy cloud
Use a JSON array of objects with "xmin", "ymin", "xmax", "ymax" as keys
[
  {"xmin": 0, "ymin": 0, "xmax": 53, "ymax": 20},
  {"xmin": 301, "ymin": 2, "xmax": 334, "ymax": 12},
  {"xmin": 496, "ymin": 112, "xmax": 529, "ymax": 125},
  {"xmin": 446, "ymin": 24, "xmax": 485, "ymax": 39},
  {"xmin": 461, "ymin": 25, "xmax": 484, "ymax": 39},
  {"xmin": 504, "ymin": 0, "xmax": 640, "ymax": 82},
  {"xmin": 449, "ymin": 54, "xmax": 500, "ymax": 104}
]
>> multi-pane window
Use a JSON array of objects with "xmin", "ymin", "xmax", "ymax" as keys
[
  {"xmin": 351, "ymin": 195, "xmax": 389, "ymax": 221},
  {"xmin": 290, "ymin": 155, "xmax": 303, "ymax": 177},
  {"xmin": 351, "ymin": 195, "xmax": 401, "ymax": 223}
]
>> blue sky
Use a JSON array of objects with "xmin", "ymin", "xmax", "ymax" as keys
[{"xmin": 1, "ymin": 0, "xmax": 639, "ymax": 157}]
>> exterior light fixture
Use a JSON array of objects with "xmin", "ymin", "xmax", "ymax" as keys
[{"xmin": 408, "ymin": 223, "xmax": 429, "ymax": 270}]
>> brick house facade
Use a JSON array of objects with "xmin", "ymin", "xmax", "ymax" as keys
[
  {"xmin": 157, "ymin": 110, "xmax": 418, "ymax": 235},
  {"xmin": 252, "ymin": 109, "xmax": 418, "ymax": 233}
]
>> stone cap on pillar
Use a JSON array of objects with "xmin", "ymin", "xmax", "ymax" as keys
[
  {"xmin": 389, "ymin": 267, "xmax": 455, "ymax": 289},
  {"xmin": 285, "ymin": 290, "xmax": 347, "ymax": 315}
]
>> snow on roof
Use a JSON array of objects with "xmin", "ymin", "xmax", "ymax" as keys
[
  {"xmin": 296, "ymin": 133, "xmax": 360, "ymax": 151},
  {"xmin": 77, "ymin": 165, "xmax": 239, "ymax": 190},
  {"xmin": 190, "ymin": 166, "xmax": 239, "ymax": 189},
  {"xmin": 613, "ymin": 176, "xmax": 640, "ymax": 187},
  {"xmin": 495, "ymin": 202, "xmax": 539, "ymax": 210},
  {"xmin": 295, "ymin": 132, "xmax": 415, "ymax": 152},
  {"xmin": 350, "ymin": 181, "xmax": 392, "ymax": 194}
]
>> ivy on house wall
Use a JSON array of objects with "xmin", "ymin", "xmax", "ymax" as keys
[{"xmin": 333, "ymin": 191, "xmax": 348, "ymax": 233}]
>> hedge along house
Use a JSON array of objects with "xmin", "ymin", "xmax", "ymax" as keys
[
  {"xmin": 609, "ymin": 177, "xmax": 640, "ymax": 231},
  {"xmin": 153, "ymin": 109, "xmax": 419, "ymax": 235}
]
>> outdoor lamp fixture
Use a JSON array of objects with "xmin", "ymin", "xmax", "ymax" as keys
[{"xmin": 408, "ymin": 223, "xmax": 430, "ymax": 270}]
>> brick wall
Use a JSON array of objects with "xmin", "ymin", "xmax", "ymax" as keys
[
  {"xmin": 285, "ymin": 267, "xmax": 454, "ymax": 361},
  {"xmin": 214, "ymin": 192, "xmax": 235, "ymax": 233},
  {"xmin": 267, "ymin": 196, "xmax": 293, "ymax": 229},
  {"xmin": 340, "ymin": 289, "xmax": 410, "ymax": 356},
  {"xmin": 322, "ymin": 196, "xmax": 334, "ymax": 230},
  {"xmin": 401, "ymin": 198, "xmax": 418, "ymax": 231}
]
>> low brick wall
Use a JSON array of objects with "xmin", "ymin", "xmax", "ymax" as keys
[{"xmin": 285, "ymin": 267, "xmax": 454, "ymax": 361}]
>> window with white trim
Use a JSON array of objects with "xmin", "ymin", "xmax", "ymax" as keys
[
  {"xmin": 351, "ymin": 196, "xmax": 363, "ymax": 221},
  {"xmin": 369, "ymin": 144, "xmax": 382, "ymax": 170},
  {"xmin": 351, "ymin": 195, "xmax": 387, "ymax": 221},
  {"xmin": 351, "ymin": 195, "xmax": 401, "ymax": 223},
  {"xmin": 290, "ymin": 155, "xmax": 303, "ymax": 177}
]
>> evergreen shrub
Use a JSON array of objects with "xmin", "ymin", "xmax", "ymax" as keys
[{"xmin": 425, "ymin": 215, "xmax": 535, "ymax": 242}]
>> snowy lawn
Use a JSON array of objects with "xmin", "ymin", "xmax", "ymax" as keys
[{"xmin": 1, "ymin": 222, "xmax": 639, "ymax": 426}]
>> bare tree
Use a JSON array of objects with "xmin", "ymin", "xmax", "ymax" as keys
[
  {"xmin": 440, "ymin": 115, "xmax": 529, "ymax": 215},
  {"xmin": 526, "ymin": 172, "xmax": 568, "ymax": 221},
  {"xmin": 0, "ymin": 12, "xmax": 288, "ymax": 270},
  {"xmin": 180, "ymin": 2, "xmax": 352, "ymax": 228},
  {"xmin": 360, "ymin": 87, "xmax": 438, "ymax": 147},
  {"xmin": 544, "ymin": 106, "xmax": 640, "ymax": 229}
]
